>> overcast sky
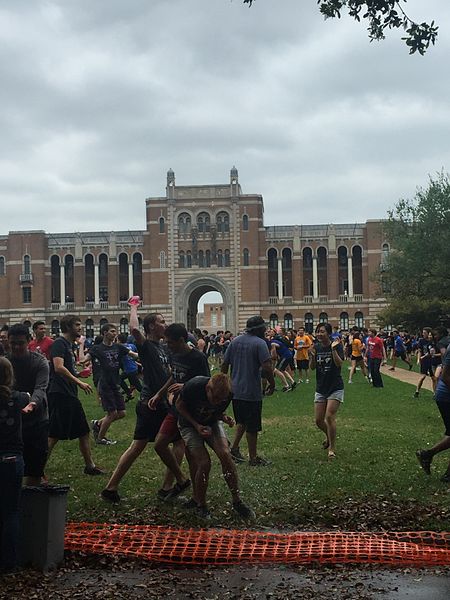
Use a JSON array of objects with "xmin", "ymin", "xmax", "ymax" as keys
[{"xmin": 1, "ymin": 0, "xmax": 449, "ymax": 234}]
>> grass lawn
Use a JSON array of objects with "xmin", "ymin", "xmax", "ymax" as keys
[{"xmin": 46, "ymin": 368, "xmax": 450, "ymax": 531}]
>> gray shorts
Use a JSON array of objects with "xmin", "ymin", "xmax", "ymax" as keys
[
  {"xmin": 179, "ymin": 421, "xmax": 227, "ymax": 450},
  {"xmin": 314, "ymin": 389, "xmax": 344, "ymax": 403}
]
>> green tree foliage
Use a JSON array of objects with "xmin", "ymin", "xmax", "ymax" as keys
[
  {"xmin": 243, "ymin": 1, "xmax": 438, "ymax": 54},
  {"xmin": 378, "ymin": 173, "xmax": 450, "ymax": 330}
]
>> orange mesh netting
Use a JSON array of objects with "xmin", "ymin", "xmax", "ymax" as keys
[{"xmin": 65, "ymin": 523, "xmax": 450, "ymax": 566}]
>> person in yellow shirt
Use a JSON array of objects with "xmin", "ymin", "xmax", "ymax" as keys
[
  {"xmin": 348, "ymin": 331, "xmax": 369, "ymax": 384},
  {"xmin": 294, "ymin": 327, "xmax": 313, "ymax": 384}
]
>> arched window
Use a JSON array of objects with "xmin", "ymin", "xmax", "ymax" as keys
[
  {"xmin": 100, "ymin": 318, "xmax": 108, "ymax": 334},
  {"xmin": 118, "ymin": 253, "xmax": 129, "ymax": 301},
  {"xmin": 133, "ymin": 253, "xmax": 143, "ymax": 300},
  {"xmin": 224, "ymin": 249, "xmax": 231, "ymax": 267},
  {"xmin": 85, "ymin": 319, "xmax": 94, "ymax": 339},
  {"xmin": 186, "ymin": 251, "xmax": 192, "ymax": 268},
  {"xmin": 303, "ymin": 248, "xmax": 313, "ymax": 296},
  {"xmin": 51, "ymin": 319, "xmax": 60, "ymax": 336},
  {"xmin": 159, "ymin": 217, "xmax": 165, "ymax": 234},
  {"xmin": 120, "ymin": 317, "xmax": 129, "ymax": 334},
  {"xmin": 338, "ymin": 246, "xmax": 349, "ymax": 294},
  {"xmin": 205, "ymin": 250, "xmax": 211, "ymax": 267},
  {"xmin": 352, "ymin": 245, "xmax": 363, "ymax": 295},
  {"xmin": 84, "ymin": 254, "xmax": 94, "ymax": 302},
  {"xmin": 382, "ymin": 243, "xmax": 390, "ymax": 265},
  {"xmin": 242, "ymin": 214, "xmax": 249, "ymax": 231},
  {"xmin": 268, "ymin": 247, "xmax": 278, "ymax": 296},
  {"xmin": 243, "ymin": 248, "xmax": 250, "ymax": 266},
  {"xmin": 0, "ymin": 256, "xmax": 5, "ymax": 276},
  {"xmin": 178, "ymin": 251, "xmax": 185, "ymax": 268},
  {"xmin": 51, "ymin": 255, "xmax": 61, "ymax": 302},
  {"xmin": 198, "ymin": 250, "xmax": 205, "ymax": 268},
  {"xmin": 319, "ymin": 312, "xmax": 328, "ymax": 324},
  {"xmin": 178, "ymin": 212, "xmax": 191, "ymax": 234},
  {"xmin": 197, "ymin": 212, "xmax": 210, "ymax": 233},
  {"xmin": 284, "ymin": 313, "xmax": 293, "ymax": 330},
  {"xmin": 317, "ymin": 246, "xmax": 328, "ymax": 296},
  {"xmin": 304, "ymin": 313, "xmax": 314, "ymax": 334},
  {"xmin": 217, "ymin": 250, "xmax": 223, "ymax": 268},
  {"xmin": 98, "ymin": 253, "xmax": 109, "ymax": 301},
  {"xmin": 282, "ymin": 248, "xmax": 292, "ymax": 296},
  {"xmin": 23, "ymin": 320, "xmax": 32, "ymax": 333},
  {"xmin": 159, "ymin": 251, "xmax": 166, "ymax": 269},
  {"xmin": 23, "ymin": 254, "xmax": 31, "ymax": 275},
  {"xmin": 64, "ymin": 255, "xmax": 74, "ymax": 303},
  {"xmin": 340, "ymin": 311, "xmax": 349, "ymax": 331},
  {"xmin": 217, "ymin": 211, "xmax": 230, "ymax": 233},
  {"xmin": 269, "ymin": 313, "xmax": 278, "ymax": 328},
  {"xmin": 355, "ymin": 311, "xmax": 364, "ymax": 328}
]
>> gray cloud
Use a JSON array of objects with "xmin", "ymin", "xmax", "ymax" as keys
[{"xmin": 0, "ymin": 0, "xmax": 449, "ymax": 232}]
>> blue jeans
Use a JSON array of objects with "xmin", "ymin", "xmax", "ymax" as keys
[{"xmin": 0, "ymin": 454, "xmax": 24, "ymax": 572}]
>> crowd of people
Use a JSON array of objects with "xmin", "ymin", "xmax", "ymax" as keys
[{"xmin": 1, "ymin": 303, "xmax": 449, "ymax": 573}]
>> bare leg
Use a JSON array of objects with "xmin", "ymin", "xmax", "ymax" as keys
[
  {"xmin": 79, "ymin": 433, "xmax": 96, "ymax": 467},
  {"xmin": 189, "ymin": 447, "xmax": 211, "ymax": 506},
  {"xmin": 98, "ymin": 410, "xmax": 125, "ymax": 439},
  {"xmin": 231, "ymin": 423, "xmax": 246, "ymax": 452},
  {"xmin": 314, "ymin": 402, "xmax": 328, "ymax": 444},
  {"xmin": 324, "ymin": 399, "xmax": 341, "ymax": 455},
  {"xmin": 155, "ymin": 436, "xmax": 187, "ymax": 490},
  {"xmin": 246, "ymin": 431, "xmax": 258, "ymax": 461},
  {"xmin": 212, "ymin": 438, "xmax": 240, "ymax": 502},
  {"xmin": 104, "ymin": 439, "xmax": 148, "ymax": 491}
]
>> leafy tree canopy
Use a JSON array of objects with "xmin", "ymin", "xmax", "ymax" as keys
[
  {"xmin": 243, "ymin": 1, "xmax": 438, "ymax": 54},
  {"xmin": 378, "ymin": 172, "xmax": 450, "ymax": 331}
]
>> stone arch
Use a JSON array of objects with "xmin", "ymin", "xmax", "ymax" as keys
[{"xmin": 174, "ymin": 274, "xmax": 236, "ymax": 333}]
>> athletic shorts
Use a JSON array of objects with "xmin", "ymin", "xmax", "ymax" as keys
[
  {"xmin": 296, "ymin": 359, "xmax": 309, "ymax": 371},
  {"xmin": 232, "ymin": 399, "xmax": 262, "ymax": 433},
  {"xmin": 351, "ymin": 355, "xmax": 364, "ymax": 363},
  {"xmin": 420, "ymin": 360, "xmax": 435, "ymax": 377},
  {"xmin": 48, "ymin": 393, "xmax": 90, "ymax": 440},
  {"xmin": 133, "ymin": 401, "xmax": 167, "ymax": 442},
  {"xmin": 394, "ymin": 351, "xmax": 407, "ymax": 360},
  {"xmin": 157, "ymin": 412, "xmax": 181, "ymax": 441},
  {"xmin": 314, "ymin": 389, "xmax": 345, "ymax": 404},
  {"xmin": 436, "ymin": 400, "xmax": 450, "ymax": 436},
  {"xmin": 179, "ymin": 421, "xmax": 226, "ymax": 450},
  {"xmin": 99, "ymin": 384, "xmax": 126, "ymax": 413},
  {"xmin": 22, "ymin": 422, "xmax": 49, "ymax": 478},
  {"xmin": 276, "ymin": 357, "xmax": 291, "ymax": 372}
]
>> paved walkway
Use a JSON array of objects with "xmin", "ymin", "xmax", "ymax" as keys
[{"xmin": 380, "ymin": 364, "xmax": 434, "ymax": 392}]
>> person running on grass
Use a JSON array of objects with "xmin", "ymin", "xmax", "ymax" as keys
[
  {"xmin": 309, "ymin": 323, "xmax": 345, "ymax": 460},
  {"xmin": 416, "ymin": 343, "xmax": 450, "ymax": 483},
  {"xmin": 176, "ymin": 373, "xmax": 254, "ymax": 520},
  {"xmin": 389, "ymin": 330, "xmax": 413, "ymax": 371},
  {"xmin": 101, "ymin": 300, "xmax": 189, "ymax": 503},
  {"xmin": 414, "ymin": 328, "xmax": 438, "ymax": 398},
  {"xmin": 47, "ymin": 315, "xmax": 104, "ymax": 476},
  {"xmin": 366, "ymin": 328, "xmax": 387, "ymax": 388},
  {"xmin": 84, "ymin": 324, "xmax": 138, "ymax": 445},
  {"xmin": 348, "ymin": 331, "xmax": 369, "ymax": 384}
]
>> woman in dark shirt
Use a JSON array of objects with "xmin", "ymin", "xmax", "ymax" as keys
[{"xmin": 0, "ymin": 356, "xmax": 32, "ymax": 573}]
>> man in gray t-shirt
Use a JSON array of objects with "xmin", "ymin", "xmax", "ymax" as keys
[{"xmin": 222, "ymin": 316, "xmax": 275, "ymax": 466}]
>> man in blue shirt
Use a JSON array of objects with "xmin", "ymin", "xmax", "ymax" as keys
[{"xmin": 389, "ymin": 330, "xmax": 412, "ymax": 371}]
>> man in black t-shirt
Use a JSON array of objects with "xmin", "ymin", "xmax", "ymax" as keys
[
  {"xmin": 47, "ymin": 315, "xmax": 104, "ymax": 476},
  {"xmin": 176, "ymin": 374, "xmax": 254, "ymax": 520},
  {"xmin": 414, "ymin": 328, "xmax": 438, "ymax": 398},
  {"xmin": 85, "ymin": 323, "xmax": 138, "ymax": 445},
  {"xmin": 309, "ymin": 323, "xmax": 345, "ymax": 460}
]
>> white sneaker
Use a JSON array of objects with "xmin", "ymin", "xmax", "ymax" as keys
[
  {"xmin": 348, "ymin": 380, "xmax": 352, "ymax": 384},
  {"xmin": 305, "ymin": 379, "xmax": 309, "ymax": 384}
]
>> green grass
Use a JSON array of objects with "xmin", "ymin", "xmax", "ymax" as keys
[{"xmin": 47, "ymin": 369, "xmax": 450, "ymax": 531}]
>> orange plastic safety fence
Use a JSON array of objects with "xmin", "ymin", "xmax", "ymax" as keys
[{"xmin": 65, "ymin": 523, "xmax": 450, "ymax": 567}]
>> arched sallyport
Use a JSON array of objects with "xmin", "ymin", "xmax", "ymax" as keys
[{"xmin": 174, "ymin": 275, "xmax": 236, "ymax": 333}]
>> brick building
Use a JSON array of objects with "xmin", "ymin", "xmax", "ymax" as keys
[{"xmin": 0, "ymin": 168, "xmax": 388, "ymax": 335}]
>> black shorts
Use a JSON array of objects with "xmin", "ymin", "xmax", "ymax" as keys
[
  {"xmin": 420, "ymin": 360, "xmax": 435, "ymax": 377},
  {"xmin": 276, "ymin": 358, "xmax": 291, "ymax": 372},
  {"xmin": 436, "ymin": 400, "xmax": 450, "ymax": 436},
  {"xmin": 232, "ymin": 399, "xmax": 262, "ymax": 434},
  {"xmin": 99, "ymin": 384, "xmax": 126, "ymax": 413},
  {"xmin": 48, "ymin": 393, "xmax": 90, "ymax": 440},
  {"xmin": 351, "ymin": 355, "xmax": 364, "ymax": 363},
  {"xmin": 296, "ymin": 359, "xmax": 309, "ymax": 371},
  {"xmin": 394, "ymin": 350, "xmax": 407, "ymax": 360},
  {"xmin": 134, "ymin": 401, "xmax": 168, "ymax": 442},
  {"xmin": 22, "ymin": 422, "xmax": 49, "ymax": 478}
]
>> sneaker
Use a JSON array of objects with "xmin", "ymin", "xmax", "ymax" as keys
[
  {"xmin": 91, "ymin": 419, "xmax": 100, "ymax": 441},
  {"xmin": 96, "ymin": 438, "xmax": 117, "ymax": 446},
  {"xmin": 182, "ymin": 498, "xmax": 198, "ymax": 510},
  {"xmin": 230, "ymin": 447, "xmax": 246, "ymax": 463},
  {"xmin": 388, "ymin": 367, "xmax": 395, "ymax": 371},
  {"xmin": 101, "ymin": 488, "xmax": 120, "ymax": 503},
  {"xmin": 249, "ymin": 456, "xmax": 271, "ymax": 467},
  {"xmin": 416, "ymin": 450, "xmax": 432, "ymax": 475},
  {"xmin": 194, "ymin": 505, "xmax": 211, "ymax": 520},
  {"xmin": 167, "ymin": 479, "xmax": 191, "ymax": 498},
  {"xmin": 282, "ymin": 386, "xmax": 291, "ymax": 392},
  {"xmin": 297, "ymin": 379, "xmax": 303, "ymax": 384},
  {"xmin": 409, "ymin": 364, "xmax": 413, "ymax": 371},
  {"xmin": 413, "ymin": 391, "xmax": 419, "ymax": 398},
  {"xmin": 157, "ymin": 487, "xmax": 174, "ymax": 500},
  {"xmin": 290, "ymin": 381, "xmax": 297, "ymax": 391},
  {"xmin": 348, "ymin": 380, "xmax": 352, "ymax": 384},
  {"xmin": 305, "ymin": 379, "xmax": 310, "ymax": 384},
  {"xmin": 232, "ymin": 500, "xmax": 255, "ymax": 520},
  {"xmin": 84, "ymin": 464, "xmax": 106, "ymax": 476},
  {"xmin": 440, "ymin": 472, "xmax": 450, "ymax": 483}
]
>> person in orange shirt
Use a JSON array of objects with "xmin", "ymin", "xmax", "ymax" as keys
[
  {"xmin": 294, "ymin": 327, "xmax": 313, "ymax": 384},
  {"xmin": 348, "ymin": 331, "xmax": 369, "ymax": 384}
]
